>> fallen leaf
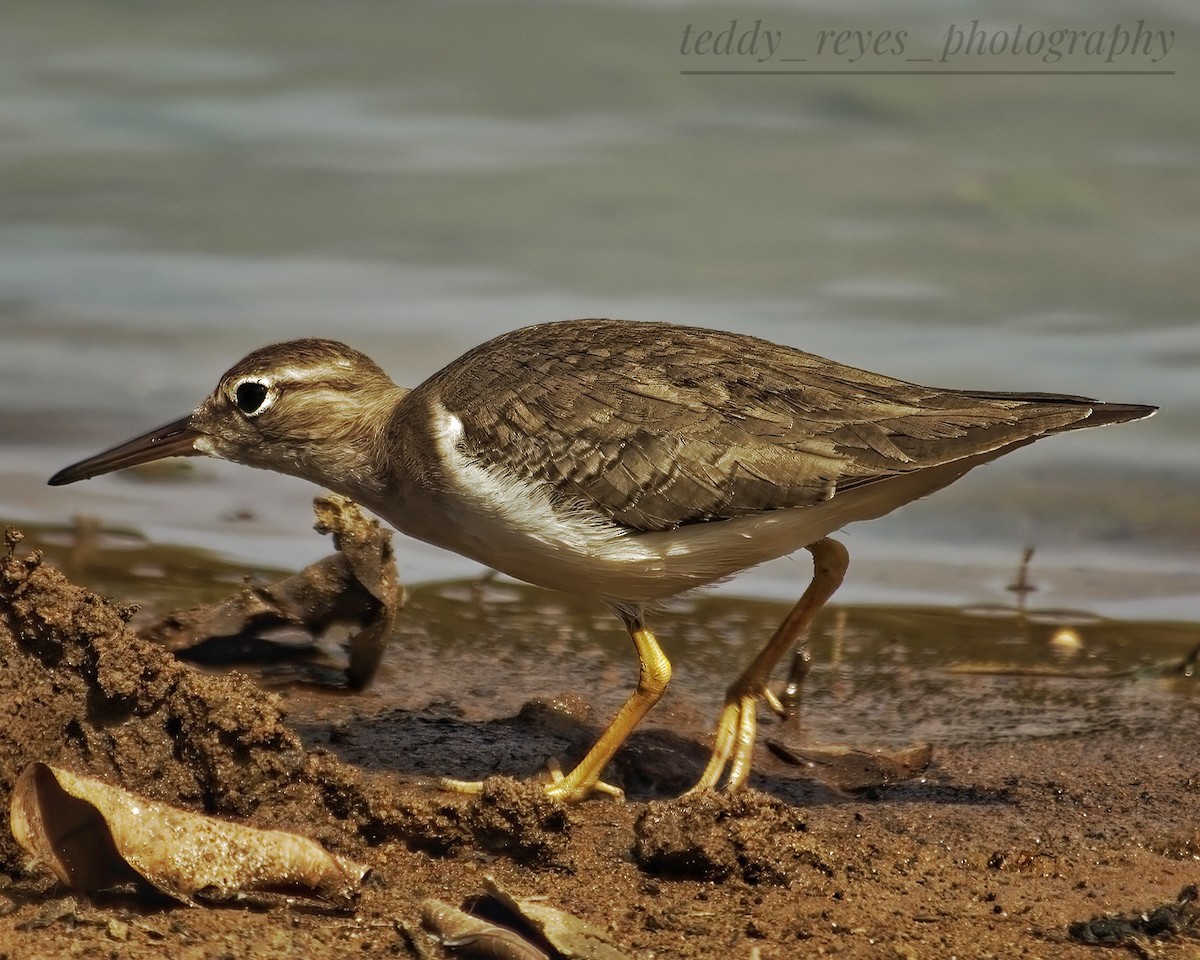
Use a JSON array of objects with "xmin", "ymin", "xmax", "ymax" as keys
[
  {"xmin": 480, "ymin": 877, "xmax": 630, "ymax": 960},
  {"xmin": 421, "ymin": 899, "xmax": 550, "ymax": 960},
  {"xmin": 421, "ymin": 875, "xmax": 631, "ymax": 960},
  {"xmin": 11, "ymin": 762, "xmax": 368, "ymax": 906}
]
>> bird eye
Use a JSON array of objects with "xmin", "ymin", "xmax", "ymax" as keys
[{"xmin": 234, "ymin": 381, "xmax": 270, "ymax": 415}]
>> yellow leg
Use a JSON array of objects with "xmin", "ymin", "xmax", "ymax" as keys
[
  {"xmin": 440, "ymin": 615, "xmax": 672, "ymax": 802},
  {"xmin": 544, "ymin": 619, "xmax": 672, "ymax": 801},
  {"xmin": 688, "ymin": 537, "xmax": 849, "ymax": 793}
]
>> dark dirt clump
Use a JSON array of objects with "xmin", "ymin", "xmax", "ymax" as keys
[
  {"xmin": 633, "ymin": 790, "xmax": 830, "ymax": 884},
  {"xmin": 0, "ymin": 547, "xmax": 581, "ymax": 878},
  {"xmin": 1069, "ymin": 885, "xmax": 1199, "ymax": 948},
  {"xmin": 0, "ymin": 545, "xmax": 331, "ymax": 867}
]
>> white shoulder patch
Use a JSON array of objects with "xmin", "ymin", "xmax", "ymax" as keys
[{"xmin": 427, "ymin": 399, "xmax": 653, "ymax": 564}]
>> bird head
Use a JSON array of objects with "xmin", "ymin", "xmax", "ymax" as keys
[{"xmin": 49, "ymin": 338, "xmax": 405, "ymax": 498}]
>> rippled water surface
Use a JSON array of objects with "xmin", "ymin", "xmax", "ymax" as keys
[{"xmin": 1, "ymin": 0, "xmax": 1197, "ymax": 622}]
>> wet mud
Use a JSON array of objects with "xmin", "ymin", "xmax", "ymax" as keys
[{"xmin": 1, "ymin": 531, "xmax": 1197, "ymax": 959}]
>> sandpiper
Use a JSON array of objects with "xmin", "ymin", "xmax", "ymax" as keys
[{"xmin": 50, "ymin": 319, "xmax": 1155, "ymax": 800}]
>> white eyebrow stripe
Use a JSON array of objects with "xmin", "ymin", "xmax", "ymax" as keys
[
  {"xmin": 235, "ymin": 366, "xmax": 345, "ymax": 388},
  {"xmin": 277, "ymin": 366, "xmax": 330, "ymax": 383}
]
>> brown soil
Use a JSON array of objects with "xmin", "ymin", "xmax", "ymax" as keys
[{"xmin": 1, "ymin": 541, "xmax": 1198, "ymax": 959}]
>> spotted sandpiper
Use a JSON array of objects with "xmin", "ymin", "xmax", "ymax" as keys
[{"xmin": 49, "ymin": 319, "xmax": 1156, "ymax": 800}]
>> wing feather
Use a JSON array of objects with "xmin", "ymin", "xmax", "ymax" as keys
[{"xmin": 408, "ymin": 319, "xmax": 1122, "ymax": 532}]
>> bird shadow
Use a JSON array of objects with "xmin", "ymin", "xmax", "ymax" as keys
[{"xmin": 291, "ymin": 700, "xmax": 1013, "ymax": 808}]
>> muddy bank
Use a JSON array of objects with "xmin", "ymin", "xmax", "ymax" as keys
[
  {"xmin": 0, "ymin": 544, "xmax": 579, "ymax": 868},
  {"xmin": 1, "ymin": 537, "xmax": 1197, "ymax": 959}
]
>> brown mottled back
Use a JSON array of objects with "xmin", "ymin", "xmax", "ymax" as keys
[{"xmin": 408, "ymin": 318, "xmax": 1152, "ymax": 531}]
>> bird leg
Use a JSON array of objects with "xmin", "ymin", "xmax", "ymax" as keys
[
  {"xmin": 543, "ymin": 615, "xmax": 672, "ymax": 801},
  {"xmin": 441, "ymin": 612, "xmax": 672, "ymax": 802},
  {"xmin": 688, "ymin": 537, "xmax": 849, "ymax": 793}
]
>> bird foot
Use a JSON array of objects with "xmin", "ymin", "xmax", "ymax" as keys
[
  {"xmin": 686, "ymin": 688, "xmax": 768, "ymax": 793},
  {"xmin": 544, "ymin": 757, "xmax": 625, "ymax": 802},
  {"xmin": 436, "ymin": 775, "xmax": 486, "ymax": 796},
  {"xmin": 436, "ymin": 758, "xmax": 624, "ymax": 803},
  {"xmin": 763, "ymin": 687, "xmax": 788, "ymax": 719}
]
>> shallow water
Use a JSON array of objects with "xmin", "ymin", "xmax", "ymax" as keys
[
  {"xmin": 382, "ymin": 580, "xmax": 1198, "ymax": 755},
  {"xmin": 1, "ymin": 0, "xmax": 1197, "ymax": 619},
  {"xmin": 13, "ymin": 520, "xmax": 1197, "ymax": 766}
]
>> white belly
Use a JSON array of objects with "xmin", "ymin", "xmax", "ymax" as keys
[{"xmin": 372, "ymin": 403, "xmax": 1011, "ymax": 604}]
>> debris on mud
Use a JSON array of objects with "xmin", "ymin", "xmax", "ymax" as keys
[
  {"xmin": 422, "ymin": 875, "xmax": 632, "ymax": 960},
  {"xmin": 1, "ymin": 541, "xmax": 326, "ymax": 874},
  {"xmin": 139, "ymin": 495, "xmax": 402, "ymax": 688},
  {"xmin": 631, "ymin": 789, "xmax": 832, "ymax": 884},
  {"xmin": 1068, "ymin": 885, "xmax": 1199, "ymax": 950},
  {"xmin": 765, "ymin": 740, "xmax": 933, "ymax": 792},
  {"xmin": 11, "ymin": 762, "xmax": 368, "ymax": 906}
]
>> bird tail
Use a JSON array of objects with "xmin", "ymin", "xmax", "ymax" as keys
[
  {"xmin": 959, "ymin": 390, "xmax": 1157, "ymax": 431},
  {"xmin": 1073, "ymin": 401, "xmax": 1159, "ymax": 429}
]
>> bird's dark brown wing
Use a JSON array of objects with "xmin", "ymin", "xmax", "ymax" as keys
[{"xmin": 414, "ymin": 319, "xmax": 1144, "ymax": 532}]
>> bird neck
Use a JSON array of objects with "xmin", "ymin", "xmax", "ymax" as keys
[{"xmin": 279, "ymin": 385, "xmax": 413, "ymax": 505}]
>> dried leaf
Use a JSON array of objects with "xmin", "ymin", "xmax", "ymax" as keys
[
  {"xmin": 421, "ymin": 899, "xmax": 550, "ymax": 960},
  {"xmin": 421, "ymin": 876, "xmax": 631, "ymax": 960},
  {"xmin": 480, "ymin": 877, "xmax": 630, "ymax": 960},
  {"xmin": 10, "ymin": 762, "xmax": 368, "ymax": 906},
  {"xmin": 766, "ymin": 741, "xmax": 933, "ymax": 792},
  {"xmin": 139, "ymin": 494, "xmax": 403, "ymax": 688}
]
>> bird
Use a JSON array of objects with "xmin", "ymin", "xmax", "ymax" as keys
[{"xmin": 49, "ymin": 318, "xmax": 1156, "ymax": 801}]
